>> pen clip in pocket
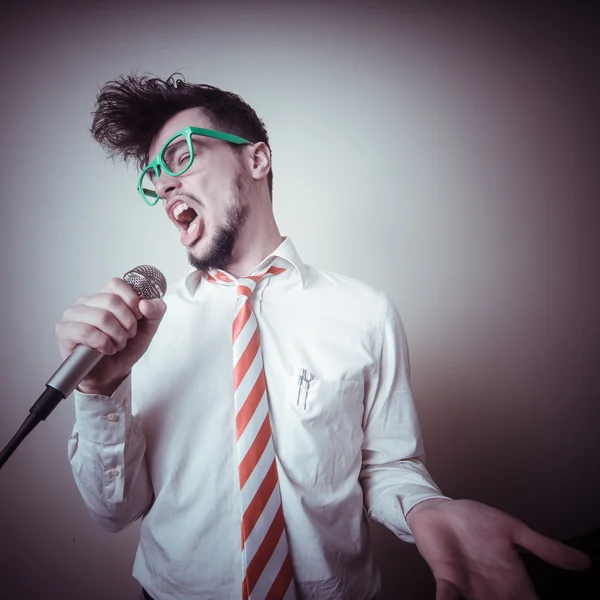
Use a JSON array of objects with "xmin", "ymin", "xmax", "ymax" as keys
[{"xmin": 297, "ymin": 369, "xmax": 314, "ymax": 410}]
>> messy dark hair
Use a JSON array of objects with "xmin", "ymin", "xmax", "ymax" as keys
[{"xmin": 91, "ymin": 73, "xmax": 273, "ymax": 198}]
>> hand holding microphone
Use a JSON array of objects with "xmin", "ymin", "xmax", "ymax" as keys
[
  {"xmin": 54, "ymin": 265, "xmax": 168, "ymax": 397},
  {"xmin": 0, "ymin": 265, "xmax": 167, "ymax": 469}
]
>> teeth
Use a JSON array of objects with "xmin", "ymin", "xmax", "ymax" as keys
[{"xmin": 173, "ymin": 202, "xmax": 189, "ymax": 221}]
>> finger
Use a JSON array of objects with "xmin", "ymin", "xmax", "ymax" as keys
[
  {"xmin": 138, "ymin": 298, "xmax": 167, "ymax": 321},
  {"xmin": 61, "ymin": 305, "xmax": 131, "ymax": 351},
  {"xmin": 55, "ymin": 320, "xmax": 118, "ymax": 357},
  {"xmin": 72, "ymin": 293, "xmax": 139, "ymax": 339},
  {"xmin": 136, "ymin": 299, "xmax": 167, "ymax": 341},
  {"xmin": 514, "ymin": 525, "xmax": 592, "ymax": 571},
  {"xmin": 101, "ymin": 277, "xmax": 144, "ymax": 319}
]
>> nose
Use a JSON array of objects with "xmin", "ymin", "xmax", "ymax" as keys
[{"xmin": 154, "ymin": 170, "xmax": 182, "ymax": 200}]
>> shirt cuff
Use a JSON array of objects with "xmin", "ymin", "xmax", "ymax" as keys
[
  {"xmin": 73, "ymin": 376, "xmax": 132, "ymax": 444},
  {"xmin": 371, "ymin": 486, "xmax": 451, "ymax": 543}
]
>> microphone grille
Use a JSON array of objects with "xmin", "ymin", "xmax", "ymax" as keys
[{"xmin": 123, "ymin": 265, "xmax": 167, "ymax": 300}]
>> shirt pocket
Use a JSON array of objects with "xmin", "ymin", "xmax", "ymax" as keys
[{"xmin": 274, "ymin": 376, "xmax": 365, "ymax": 490}]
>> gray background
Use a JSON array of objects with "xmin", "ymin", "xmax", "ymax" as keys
[{"xmin": 0, "ymin": 1, "xmax": 598, "ymax": 598}]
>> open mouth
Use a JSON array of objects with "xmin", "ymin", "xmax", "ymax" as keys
[
  {"xmin": 171, "ymin": 201, "xmax": 203, "ymax": 246},
  {"xmin": 173, "ymin": 202, "xmax": 197, "ymax": 228}
]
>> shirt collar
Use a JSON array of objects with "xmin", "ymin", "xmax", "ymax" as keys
[{"xmin": 183, "ymin": 236, "xmax": 307, "ymax": 296}]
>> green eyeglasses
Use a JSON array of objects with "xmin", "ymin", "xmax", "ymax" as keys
[{"xmin": 137, "ymin": 126, "xmax": 251, "ymax": 206}]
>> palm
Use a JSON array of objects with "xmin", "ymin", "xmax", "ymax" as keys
[{"xmin": 407, "ymin": 499, "xmax": 591, "ymax": 600}]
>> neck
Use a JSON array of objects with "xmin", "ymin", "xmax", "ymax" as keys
[{"xmin": 225, "ymin": 209, "xmax": 283, "ymax": 279}]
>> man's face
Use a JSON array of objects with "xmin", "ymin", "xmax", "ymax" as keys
[{"xmin": 148, "ymin": 107, "xmax": 250, "ymax": 272}]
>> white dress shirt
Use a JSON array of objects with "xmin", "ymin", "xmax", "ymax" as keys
[{"xmin": 68, "ymin": 237, "xmax": 447, "ymax": 600}]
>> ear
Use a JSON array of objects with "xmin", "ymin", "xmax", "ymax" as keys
[{"xmin": 247, "ymin": 142, "xmax": 271, "ymax": 183}]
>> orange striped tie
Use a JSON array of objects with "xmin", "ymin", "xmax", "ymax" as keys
[{"xmin": 206, "ymin": 263, "xmax": 296, "ymax": 600}]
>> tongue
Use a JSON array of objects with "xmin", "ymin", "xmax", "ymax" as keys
[{"xmin": 181, "ymin": 215, "xmax": 204, "ymax": 247}]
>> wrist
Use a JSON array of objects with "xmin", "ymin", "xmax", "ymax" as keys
[
  {"xmin": 76, "ymin": 374, "xmax": 128, "ymax": 397},
  {"xmin": 406, "ymin": 497, "xmax": 452, "ymax": 527}
]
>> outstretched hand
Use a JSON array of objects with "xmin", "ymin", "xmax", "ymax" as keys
[{"xmin": 405, "ymin": 498, "xmax": 591, "ymax": 600}]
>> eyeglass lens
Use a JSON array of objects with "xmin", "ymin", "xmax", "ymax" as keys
[
  {"xmin": 162, "ymin": 135, "xmax": 193, "ymax": 175},
  {"xmin": 140, "ymin": 134, "xmax": 194, "ymax": 203}
]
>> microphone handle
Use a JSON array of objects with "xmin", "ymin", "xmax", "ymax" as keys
[
  {"xmin": 0, "ymin": 346, "xmax": 104, "ymax": 470},
  {"xmin": 46, "ymin": 345, "xmax": 103, "ymax": 399}
]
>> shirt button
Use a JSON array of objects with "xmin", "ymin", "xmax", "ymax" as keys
[
  {"xmin": 107, "ymin": 413, "xmax": 119, "ymax": 422},
  {"xmin": 109, "ymin": 469, "xmax": 120, "ymax": 478}
]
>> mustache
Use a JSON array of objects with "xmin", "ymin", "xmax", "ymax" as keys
[{"xmin": 166, "ymin": 191, "xmax": 205, "ymax": 211}]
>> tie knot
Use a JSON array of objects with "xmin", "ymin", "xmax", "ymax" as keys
[{"xmin": 205, "ymin": 262, "xmax": 287, "ymax": 299}]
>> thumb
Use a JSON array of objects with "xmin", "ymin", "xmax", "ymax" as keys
[{"xmin": 139, "ymin": 298, "xmax": 167, "ymax": 321}]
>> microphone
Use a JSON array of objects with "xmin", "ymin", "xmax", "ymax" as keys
[
  {"xmin": 0, "ymin": 265, "xmax": 167, "ymax": 469},
  {"xmin": 45, "ymin": 265, "xmax": 167, "ymax": 401}
]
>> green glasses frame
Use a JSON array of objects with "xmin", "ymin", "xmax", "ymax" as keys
[{"xmin": 137, "ymin": 126, "xmax": 251, "ymax": 206}]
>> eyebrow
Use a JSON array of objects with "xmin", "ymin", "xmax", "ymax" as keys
[
  {"xmin": 190, "ymin": 135, "xmax": 209, "ymax": 148},
  {"xmin": 163, "ymin": 138, "xmax": 189, "ymax": 162},
  {"xmin": 146, "ymin": 132, "xmax": 215, "ymax": 170}
]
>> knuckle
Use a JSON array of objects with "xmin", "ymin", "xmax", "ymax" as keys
[
  {"xmin": 98, "ymin": 334, "xmax": 116, "ymax": 355},
  {"xmin": 97, "ymin": 309, "xmax": 115, "ymax": 329},
  {"xmin": 63, "ymin": 322, "xmax": 96, "ymax": 348},
  {"xmin": 79, "ymin": 323, "xmax": 98, "ymax": 341},
  {"xmin": 101, "ymin": 280, "xmax": 119, "ymax": 297},
  {"xmin": 106, "ymin": 293, "xmax": 124, "ymax": 311},
  {"xmin": 106, "ymin": 277, "xmax": 123, "ymax": 290},
  {"xmin": 127, "ymin": 318, "xmax": 138, "ymax": 333},
  {"xmin": 116, "ymin": 331, "xmax": 128, "ymax": 349},
  {"xmin": 102, "ymin": 344, "xmax": 116, "ymax": 356}
]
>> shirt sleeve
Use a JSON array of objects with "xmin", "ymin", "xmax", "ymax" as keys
[
  {"xmin": 360, "ymin": 295, "xmax": 450, "ymax": 542},
  {"xmin": 68, "ymin": 375, "xmax": 153, "ymax": 532}
]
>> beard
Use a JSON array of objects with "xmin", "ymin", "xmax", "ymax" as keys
[{"xmin": 186, "ymin": 168, "xmax": 250, "ymax": 272}]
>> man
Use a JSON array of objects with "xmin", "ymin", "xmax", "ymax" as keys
[{"xmin": 57, "ymin": 74, "xmax": 590, "ymax": 600}]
